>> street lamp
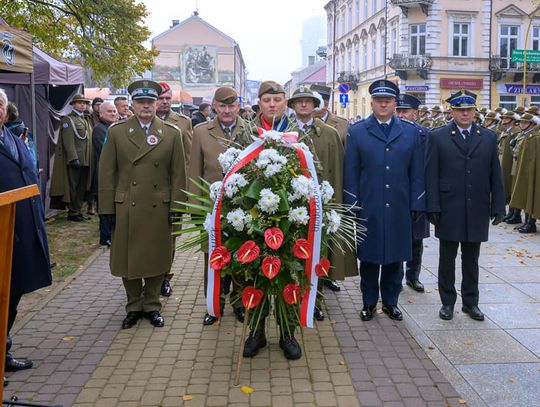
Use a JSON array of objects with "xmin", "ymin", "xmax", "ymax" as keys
[{"xmin": 522, "ymin": 5, "xmax": 540, "ymax": 107}]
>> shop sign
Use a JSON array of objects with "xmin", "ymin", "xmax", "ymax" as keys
[
  {"xmin": 440, "ymin": 78, "xmax": 483, "ymax": 89},
  {"xmin": 405, "ymin": 86, "xmax": 429, "ymax": 91},
  {"xmin": 504, "ymin": 84, "xmax": 540, "ymax": 94}
]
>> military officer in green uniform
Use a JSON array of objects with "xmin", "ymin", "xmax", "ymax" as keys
[
  {"xmin": 429, "ymin": 105, "xmax": 447, "ymax": 128},
  {"xmin": 99, "ymin": 80, "xmax": 186, "ymax": 329},
  {"xmin": 50, "ymin": 94, "xmax": 93, "ymax": 221},
  {"xmin": 288, "ymin": 86, "xmax": 358, "ymax": 321},
  {"xmin": 509, "ymin": 113, "xmax": 538, "ymax": 233},
  {"xmin": 156, "ymin": 81, "xmax": 193, "ymax": 297},
  {"xmin": 417, "ymin": 105, "xmax": 430, "ymax": 127},
  {"xmin": 310, "ymin": 84, "xmax": 349, "ymax": 145},
  {"xmin": 498, "ymin": 111, "xmax": 523, "ymax": 224},
  {"xmin": 189, "ymin": 86, "xmax": 253, "ymax": 326},
  {"xmin": 483, "ymin": 111, "xmax": 499, "ymax": 131}
]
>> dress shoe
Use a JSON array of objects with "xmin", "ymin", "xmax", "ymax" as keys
[
  {"xmin": 382, "ymin": 304, "xmax": 403, "ymax": 321},
  {"xmin": 67, "ymin": 214, "xmax": 84, "ymax": 222},
  {"xmin": 203, "ymin": 312, "xmax": 219, "ymax": 326},
  {"xmin": 462, "ymin": 305, "xmax": 485, "ymax": 321},
  {"xmin": 279, "ymin": 333, "xmax": 302, "ymax": 360},
  {"xmin": 5, "ymin": 357, "xmax": 33, "ymax": 372},
  {"xmin": 360, "ymin": 304, "xmax": 376, "ymax": 321},
  {"xmin": 324, "ymin": 279, "xmax": 341, "ymax": 292},
  {"xmin": 314, "ymin": 307, "xmax": 324, "ymax": 321},
  {"xmin": 99, "ymin": 239, "xmax": 111, "ymax": 247},
  {"xmin": 144, "ymin": 311, "xmax": 165, "ymax": 327},
  {"xmin": 519, "ymin": 222, "xmax": 537, "ymax": 234},
  {"xmin": 506, "ymin": 214, "xmax": 522, "ymax": 224},
  {"xmin": 121, "ymin": 311, "xmax": 143, "ymax": 329},
  {"xmin": 439, "ymin": 305, "xmax": 454, "ymax": 320},
  {"xmin": 406, "ymin": 279, "xmax": 425, "ymax": 292},
  {"xmin": 502, "ymin": 210, "xmax": 513, "ymax": 222},
  {"xmin": 243, "ymin": 330, "xmax": 267, "ymax": 357},
  {"xmin": 234, "ymin": 307, "xmax": 245, "ymax": 323},
  {"xmin": 160, "ymin": 279, "xmax": 172, "ymax": 297}
]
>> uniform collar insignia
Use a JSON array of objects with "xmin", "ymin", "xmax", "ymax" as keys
[{"xmin": 129, "ymin": 128, "xmax": 134, "ymax": 133}]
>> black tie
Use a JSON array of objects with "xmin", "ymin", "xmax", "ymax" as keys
[
  {"xmin": 381, "ymin": 123, "xmax": 390, "ymax": 137},
  {"xmin": 462, "ymin": 129, "xmax": 470, "ymax": 144}
]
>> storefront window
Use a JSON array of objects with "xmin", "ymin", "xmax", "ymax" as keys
[
  {"xmin": 499, "ymin": 95, "xmax": 517, "ymax": 111},
  {"xmin": 531, "ymin": 95, "xmax": 540, "ymax": 106}
]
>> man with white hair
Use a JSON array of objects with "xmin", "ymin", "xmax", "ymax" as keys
[
  {"xmin": 0, "ymin": 88, "xmax": 52, "ymax": 382},
  {"xmin": 92, "ymin": 101, "xmax": 118, "ymax": 247}
]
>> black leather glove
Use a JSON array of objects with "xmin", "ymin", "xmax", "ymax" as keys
[
  {"xmin": 68, "ymin": 159, "xmax": 80, "ymax": 168},
  {"xmin": 411, "ymin": 211, "xmax": 421, "ymax": 222},
  {"xmin": 106, "ymin": 214, "xmax": 116, "ymax": 227},
  {"xmin": 491, "ymin": 213, "xmax": 504, "ymax": 226},
  {"xmin": 427, "ymin": 212, "xmax": 440, "ymax": 226}
]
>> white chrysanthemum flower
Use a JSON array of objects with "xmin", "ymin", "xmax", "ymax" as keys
[
  {"xmin": 218, "ymin": 147, "xmax": 241, "ymax": 173},
  {"xmin": 289, "ymin": 175, "xmax": 314, "ymax": 201},
  {"xmin": 203, "ymin": 213, "xmax": 212, "ymax": 232},
  {"xmin": 263, "ymin": 163, "xmax": 284, "ymax": 177},
  {"xmin": 288, "ymin": 206, "xmax": 310, "ymax": 225},
  {"xmin": 258, "ymin": 188, "xmax": 281, "ymax": 214},
  {"xmin": 261, "ymin": 130, "xmax": 282, "ymax": 141},
  {"xmin": 224, "ymin": 173, "xmax": 248, "ymax": 198},
  {"xmin": 256, "ymin": 149, "xmax": 287, "ymax": 177},
  {"xmin": 325, "ymin": 209, "xmax": 341, "ymax": 234},
  {"xmin": 226, "ymin": 208, "xmax": 248, "ymax": 232},
  {"xmin": 209, "ymin": 181, "xmax": 222, "ymax": 201},
  {"xmin": 320, "ymin": 181, "xmax": 334, "ymax": 204}
]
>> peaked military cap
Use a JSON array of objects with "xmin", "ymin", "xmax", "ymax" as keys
[
  {"xmin": 70, "ymin": 93, "xmax": 91, "ymax": 104},
  {"xmin": 128, "ymin": 79, "xmax": 162, "ymax": 101},
  {"xmin": 258, "ymin": 81, "xmax": 285, "ymax": 97},
  {"xmin": 368, "ymin": 79, "xmax": 399, "ymax": 98},
  {"xmin": 446, "ymin": 89, "xmax": 477, "ymax": 109},
  {"xmin": 310, "ymin": 84, "xmax": 332, "ymax": 100},
  {"xmin": 396, "ymin": 94, "xmax": 421, "ymax": 110},
  {"xmin": 288, "ymin": 85, "xmax": 321, "ymax": 108},
  {"xmin": 214, "ymin": 87, "xmax": 238, "ymax": 104}
]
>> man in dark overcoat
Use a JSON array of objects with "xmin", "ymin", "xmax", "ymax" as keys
[
  {"xmin": 0, "ymin": 88, "xmax": 52, "ymax": 377},
  {"xmin": 343, "ymin": 80, "xmax": 425, "ymax": 322},
  {"xmin": 99, "ymin": 80, "xmax": 186, "ymax": 329},
  {"xmin": 395, "ymin": 94, "xmax": 430, "ymax": 292},
  {"xmin": 425, "ymin": 90, "xmax": 505, "ymax": 321}
]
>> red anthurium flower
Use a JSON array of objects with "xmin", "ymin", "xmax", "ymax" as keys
[
  {"xmin": 237, "ymin": 240, "xmax": 260, "ymax": 263},
  {"xmin": 283, "ymin": 283, "xmax": 301, "ymax": 305},
  {"xmin": 242, "ymin": 286, "xmax": 263, "ymax": 309},
  {"xmin": 315, "ymin": 258, "xmax": 331, "ymax": 277},
  {"xmin": 209, "ymin": 246, "xmax": 231, "ymax": 270},
  {"xmin": 264, "ymin": 227, "xmax": 284, "ymax": 250},
  {"xmin": 292, "ymin": 238, "xmax": 311, "ymax": 259},
  {"xmin": 261, "ymin": 256, "xmax": 281, "ymax": 280}
]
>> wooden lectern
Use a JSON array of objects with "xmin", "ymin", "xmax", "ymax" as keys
[{"xmin": 0, "ymin": 185, "xmax": 39, "ymax": 399}]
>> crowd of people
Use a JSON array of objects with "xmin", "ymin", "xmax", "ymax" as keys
[{"xmin": 0, "ymin": 75, "xmax": 516, "ymax": 379}]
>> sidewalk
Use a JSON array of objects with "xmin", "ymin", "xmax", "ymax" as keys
[{"xmin": 3, "ymin": 222, "xmax": 539, "ymax": 406}]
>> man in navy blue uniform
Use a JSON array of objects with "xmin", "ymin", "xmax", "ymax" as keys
[
  {"xmin": 425, "ymin": 90, "xmax": 505, "ymax": 321},
  {"xmin": 396, "ymin": 94, "xmax": 430, "ymax": 292},
  {"xmin": 344, "ymin": 80, "xmax": 425, "ymax": 322},
  {"xmin": 0, "ymin": 89, "xmax": 52, "ymax": 381}
]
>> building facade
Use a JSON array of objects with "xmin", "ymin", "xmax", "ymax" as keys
[
  {"xmin": 151, "ymin": 12, "xmax": 247, "ymax": 103},
  {"xmin": 324, "ymin": 0, "xmax": 539, "ymax": 118}
]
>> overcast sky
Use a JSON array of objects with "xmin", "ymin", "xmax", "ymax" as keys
[{"xmin": 142, "ymin": 0, "xmax": 329, "ymax": 83}]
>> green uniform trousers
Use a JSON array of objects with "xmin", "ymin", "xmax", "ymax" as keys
[{"xmin": 122, "ymin": 275, "xmax": 163, "ymax": 313}]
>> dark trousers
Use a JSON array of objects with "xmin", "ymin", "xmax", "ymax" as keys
[
  {"xmin": 360, "ymin": 261, "xmax": 403, "ymax": 306},
  {"xmin": 405, "ymin": 239, "xmax": 424, "ymax": 281},
  {"xmin": 6, "ymin": 292, "xmax": 22, "ymax": 361},
  {"xmin": 67, "ymin": 165, "xmax": 89, "ymax": 215},
  {"xmin": 203, "ymin": 256, "xmax": 242, "ymax": 311},
  {"xmin": 98, "ymin": 214, "xmax": 112, "ymax": 243},
  {"xmin": 438, "ymin": 240, "xmax": 481, "ymax": 307}
]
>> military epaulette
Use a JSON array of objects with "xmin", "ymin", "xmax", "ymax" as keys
[
  {"xmin": 193, "ymin": 121, "xmax": 209, "ymax": 130},
  {"xmin": 163, "ymin": 121, "xmax": 180, "ymax": 131},
  {"xmin": 334, "ymin": 115, "xmax": 349, "ymax": 123},
  {"xmin": 107, "ymin": 121, "xmax": 124, "ymax": 129},
  {"xmin": 399, "ymin": 118, "xmax": 416, "ymax": 126}
]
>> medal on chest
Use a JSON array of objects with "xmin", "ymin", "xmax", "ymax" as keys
[{"xmin": 147, "ymin": 135, "xmax": 159, "ymax": 145}]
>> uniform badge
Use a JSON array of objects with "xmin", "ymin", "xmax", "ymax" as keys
[
  {"xmin": 129, "ymin": 128, "xmax": 134, "ymax": 133},
  {"xmin": 63, "ymin": 123, "xmax": 69, "ymax": 129},
  {"xmin": 157, "ymin": 128, "xmax": 162, "ymax": 134},
  {"xmin": 147, "ymin": 135, "xmax": 159, "ymax": 145}
]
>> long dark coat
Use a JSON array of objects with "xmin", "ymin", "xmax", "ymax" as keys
[
  {"xmin": 426, "ymin": 122, "xmax": 505, "ymax": 242},
  {"xmin": 90, "ymin": 120, "xmax": 109, "ymax": 195},
  {"xmin": 0, "ymin": 127, "xmax": 51, "ymax": 296},
  {"xmin": 411, "ymin": 122, "xmax": 430, "ymax": 240},
  {"xmin": 343, "ymin": 115, "xmax": 425, "ymax": 265},
  {"xmin": 99, "ymin": 116, "xmax": 186, "ymax": 279}
]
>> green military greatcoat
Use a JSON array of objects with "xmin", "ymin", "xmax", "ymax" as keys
[
  {"xmin": 50, "ymin": 111, "xmax": 93, "ymax": 207},
  {"xmin": 99, "ymin": 115, "xmax": 186, "ymax": 279},
  {"xmin": 498, "ymin": 125, "xmax": 521, "ymax": 203},
  {"xmin": 510, "ymin": 129, "xmax": 540, "ymax": 216}
]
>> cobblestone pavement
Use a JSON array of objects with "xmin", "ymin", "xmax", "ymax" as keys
[{"xmin": 4, "ymin": 222, "xmax": 539, "ymax": 406}]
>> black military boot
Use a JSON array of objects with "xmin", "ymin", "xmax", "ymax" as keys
[
  {"xmin": 506, "ymin": 208, "xmax": 522, "ymax": 224},
  {"xmin": 279, "ymin": 329, "xmax": 302, "ymax": 360},
  {"xmin": 515, "ymin": 213, "xmax": 529, "ymax": 230},
  {"xmin": 503, "ymin": 208, "xmax": 515, "ymax": 222},
  {"xmin": 519, "ymin": 218, "xmax": 537, "ymax": 234},
  {"xmin": 243, "ymin": 322, "xmax": 266, "ymax": 358}
]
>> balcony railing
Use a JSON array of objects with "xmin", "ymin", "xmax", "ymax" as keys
[
  {"xmin": 337, "ymin": 71, "xmax": 359, "ymax": 84},
  {"xmin": 389, "ymin": 53, "xmax": 433, "ymax": 70},
  {"xmin": 490, "ymin": 55, "xmax": 540, "ymax": 72}
]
